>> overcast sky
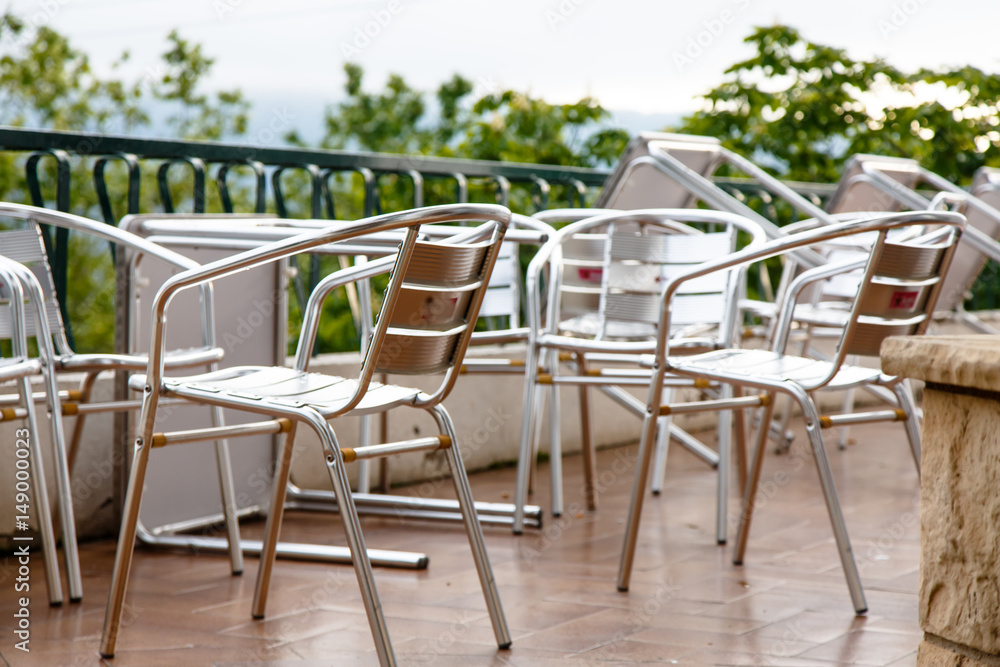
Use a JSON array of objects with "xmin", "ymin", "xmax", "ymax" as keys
[{"xmin": 4, "ymin": 0, "xmax": 998, "ymax": 135}]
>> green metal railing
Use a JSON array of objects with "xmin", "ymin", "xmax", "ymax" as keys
[{"xmin": 0, "ymin": 126, "xmax": 845, "ymax": 346}]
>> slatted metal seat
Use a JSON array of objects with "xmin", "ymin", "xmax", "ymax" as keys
[
  {"xmin": 615, "ymin": 210, "xmax": 965, "ymax": 615},
  {"xmin": 512, "ymin": 209, "xmax": 767, "ymax": 540},
  {"xmin": 100, "ymin": 204, "xmax": 513, "ymax": 667}
]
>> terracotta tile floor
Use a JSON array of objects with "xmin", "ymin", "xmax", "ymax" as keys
[{"xmin": 1, "ymin": 418, "xmax": 923, "ymax": 666}]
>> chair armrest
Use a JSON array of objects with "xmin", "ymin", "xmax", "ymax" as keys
[{"xmin": 0, "ymin": 203, "xmax": 200, "ymax": 271}]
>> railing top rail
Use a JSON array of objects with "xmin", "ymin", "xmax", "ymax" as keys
[{"xmin": 0, "ymin": 126, "xmax": 611, "ymax": 185}]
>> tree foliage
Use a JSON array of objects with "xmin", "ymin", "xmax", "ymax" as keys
[
  {"xmin": 322, "ymin": 63, "xmax": 629, "ymax": 168},
  {"xmin": 0, "ymin": 13, "xmax": 250, "ymax": 352},
  {"xmin": 676, "ymin": 25, "xmax": 1000, "ymax": 185}
]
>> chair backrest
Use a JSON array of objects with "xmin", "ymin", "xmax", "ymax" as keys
[
  {"xmin": 291, "ymin": 208, "xmax": 510, "ymax": 411},
  {"xmin": 838, "ymin": 225, "xmax": 961, "ymax": 359},
  {"xmin": 372, "ymin": 231, "xmax": 502, "ymax": 377},
  {"xmin": 0, "ymin": 255, "xmax": 33, "ymax": 360},
  {"xmin": 601, "ymin": 225, "xmax": 736, "ymax": 339},
  {"xmin": 546, "ymin": 210, "xmax": 764, "ymax": 347},
  {"xmin": 0, "ymin": 225, "xmax": 69, "ymax": 349},
  {"xmin": 596, "ymin": 132, "xmax": 725, "ymax": 209}
]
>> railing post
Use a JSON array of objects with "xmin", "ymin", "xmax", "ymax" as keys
[
  {"xmin": 217, "ymin": 160, "xmax": 266, "ymax": 213},
  {"xmin": 157, "ymin": 158, "xmax": 207, "ymax": 213}
]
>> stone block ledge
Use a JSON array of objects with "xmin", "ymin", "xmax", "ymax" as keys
[{"xmin": 881, "ymin": 335, "xmax": 1000, "ymax": 393}]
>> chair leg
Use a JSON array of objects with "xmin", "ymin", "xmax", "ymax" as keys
[
  {"xmin": 65, "ymin": 371, "xmax": 99, "ymax": 474},
  {"xmin": 547, "ymin": 382, "xmax": 563, "ymax": 516},
  {"xmin": 716, "ymin": 384, "xmax": 733, "ymax": 545},
  {"xmin": 793, "ymin": 386, "xmax": 868, "ymax": 615},
  {"xmin": 616, "ymin": 368, "xmax": 666, "ymax": 591},
  {"xmin": 651, "ymin": 388, "xmax": 674, "ymax": 495},
  {"xmin": 18, "ymin": 376, "xmax": 63, "ymax": 606},
  {"xmin": 733, "ymin": 386, "xmax": 749, "ymax": 497},
  {"xmin": 837, "ymin": 387, "xmax": 856, "ymax": 450},
  {"xmin": 357, "ymin": 417, "xmax": 373, "ymax": 494},
  {"xmin": 209, "ymin": 405, "xmax": 244, "ymax": 576},
  {"xmin": 100, "ymin": 420, "xmax": 155, "ymax": 657},
  {"xmin": 892, "ymin": 380, "xmax": 922, "ymax": 475},
  {"xmin": 251, "ymin": 422, "xmax": 297, "ymax": 618},
  {"xmin": 311, "ymin": 412, "xmax": 395, "ymax": 667},
  {"xmin": 837, "ymin": 355, "xmax": 859, "ymax": 451},
  {"xmin": 732, "ymin": 393, "xmax": 777, "ymax": 566},
  {"xmin": 43, "ymin": 369, "xmax": 82, "ymax": 602},
  {"xmin": 431, "ymin": 405, "xmax": 511, "ymax": 649},
  {"xmin": 575, "ymin": 352, "xmax": 597, "ymax": 512},
  {"xmin": 513, "ymin": 344, "xmax": 542, "ymax": 534},
  {"xmin": 650, "ymin": 416, "xmax": 670, "ymax": 495}
]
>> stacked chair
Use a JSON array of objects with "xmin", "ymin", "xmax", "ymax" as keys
[
  {"xmin": 0, "ymin": 203, "xmax": 239, "ymax": 604},
  {"xmin": 826, "ymin": 156, "xmax": 1000, "ymax": 333}
]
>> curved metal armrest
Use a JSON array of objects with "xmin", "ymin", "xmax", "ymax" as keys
[
  {"xmin": 0, "ymin": 203, "xmax": 199, "ymax": 271},
  {"xmin": 293, "ymin": 255, "xmax": 397, "ymax": 368}
]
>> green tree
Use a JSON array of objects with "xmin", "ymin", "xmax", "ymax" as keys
[
  {"xmin": 0, "ymin": 13, "xmax": 251, "ymax": 352},
  {"xmin": 323, "ymin": 63, "xmax": 628, "ymax": 168},
  {"xmin": 676, "ymin": 25, "xmax": 1000, "ymax": 185}
]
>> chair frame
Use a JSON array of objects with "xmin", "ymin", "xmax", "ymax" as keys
[
  {"xmin": 0, "ymin": 253, "xmax": 72, "ymax": 605},
  {"xmin": 124, "ymin": 213, "xmax": 549, "ymax": 537}
]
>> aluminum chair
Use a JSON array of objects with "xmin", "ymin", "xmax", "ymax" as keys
[
  {"xmin": 523, "ymin": 208, "xmax": 732, "ymax": 524},
  {"xmin": 0, "ymin": 203, "xmax": 240, "ymax": 603},
  {"xmin": 615, "ymin": 210, "xmax": 965, "ymax": 614},
  {"xmin": 99, "ymin": 204, "xmax": 513, "ymax": 666},
  {"xmin": 511, "ymin": 209, "xmax": 768, "ymax": 538},
  {"xmin": 0, "ymin": 252, "xmax": 73, "ymax": 605}
]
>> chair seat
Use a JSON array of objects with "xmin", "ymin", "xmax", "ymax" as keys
[
  {"xmin": 0, "ymin": 356, "xmax": 41, "ymax": 381},
  {"xmin": 559, "ymin": 313, "xmax": 657, "ymax": 340},
  {"xmin": 470, "ymin": 327, "xmax": 530, "ymax": 345},
  {"xmin": 60, "ymin": 346, "xmax": 225, "ymax": 372},
  {"xmin": 132, "ymin": 366, "xmax": 423, "ymax": 417},
  {"xmin": 668, "ymin": 348, "xmax": 884, "ymax": 390},
  {"xmin": 740, "ymin": 298, "xmax": 851, "ymax": 329}
]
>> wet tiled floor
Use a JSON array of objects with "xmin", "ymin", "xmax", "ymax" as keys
[{"xmin": 0, "ymin": 419, "xmax": 922, "ymax": 665}]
